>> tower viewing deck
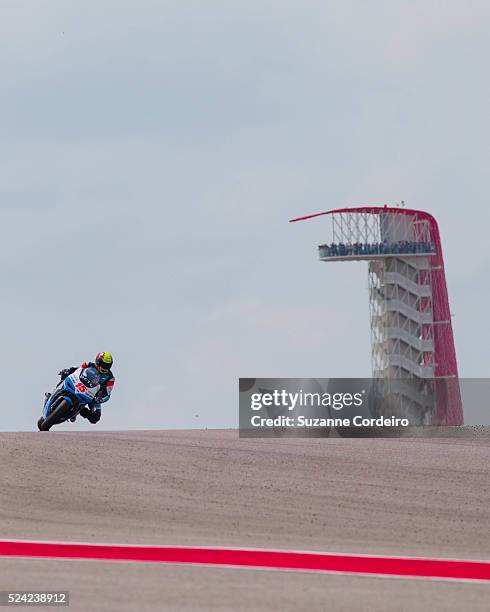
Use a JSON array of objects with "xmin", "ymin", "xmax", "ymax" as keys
[
  {"xmin": 319, "ymin": 240, "xmax": 436, "ymax": 261},
  {"xmin": 290, "ymin": 205, "xmax": 463, "ymax": 426}
]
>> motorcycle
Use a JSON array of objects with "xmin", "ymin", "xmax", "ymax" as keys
[{"xmin": 38, "ymin": 366, "xmax": 101, "ymax": 431}]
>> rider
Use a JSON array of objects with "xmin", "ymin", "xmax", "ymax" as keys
[{"xmin": 49, "ymin": 352, "xmax": 115, "ymax": 424}]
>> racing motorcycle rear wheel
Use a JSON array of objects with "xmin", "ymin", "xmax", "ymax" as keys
[{"xmin": 39, "ymin": 399, "xmax": 71, "ymax": 431}]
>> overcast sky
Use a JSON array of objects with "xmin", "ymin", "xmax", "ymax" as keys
[{"xmin": 1, "ymin": 1, "xmax": 489, "ymax": 430}]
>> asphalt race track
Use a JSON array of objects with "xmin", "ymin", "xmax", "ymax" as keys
[{"xmin": 1, "ymin": 429, "xmax": 489, "ymax": 611}]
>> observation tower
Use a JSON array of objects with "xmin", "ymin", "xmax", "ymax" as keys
[{"xmin": 290, "ymin": 205, "xmax": 463, "ymax": 425}]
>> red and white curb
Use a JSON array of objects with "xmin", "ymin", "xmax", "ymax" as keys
[{"xmin": 1, "ymin": 540, "xmax": 489, "ymax": 583}]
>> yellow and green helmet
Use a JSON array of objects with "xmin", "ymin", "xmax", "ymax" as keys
[{"xmin": 95, "ymin": 351, "xmax": 113, "ymax": 374}]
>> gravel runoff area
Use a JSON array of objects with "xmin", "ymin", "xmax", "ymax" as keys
[{"xmin": 0, "ymin": 429, "xmax": 489, "ymax": 611}]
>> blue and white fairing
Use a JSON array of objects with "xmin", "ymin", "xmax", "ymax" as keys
[{"xmin": 43, "ymin": 367, "xmax": 102, "ymax": 420}]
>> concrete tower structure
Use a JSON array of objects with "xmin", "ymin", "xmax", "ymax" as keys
[{"xmin": 291, "ymin": 206, "xmax": 463, "ymax": 425}]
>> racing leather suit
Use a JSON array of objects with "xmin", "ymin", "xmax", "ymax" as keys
[{"xmin": 59, "ymin": 362, "xmax": 115, "ymax": 424}]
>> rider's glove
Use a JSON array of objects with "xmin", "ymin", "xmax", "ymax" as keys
[{"xmin": 59, "ymin": 368, "xmax": 72, "ymax": 379}]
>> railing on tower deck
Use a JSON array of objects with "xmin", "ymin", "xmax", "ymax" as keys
[{"xmin": 319, "ymin": 240, "xmax": 436, "ymax": 260}]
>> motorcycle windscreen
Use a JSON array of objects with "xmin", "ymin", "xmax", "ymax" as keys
[{"xmin": 79, "ymin": 367, "xmax": 101, "ymax": 388}]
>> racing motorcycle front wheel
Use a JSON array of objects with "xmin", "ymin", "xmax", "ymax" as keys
[{"xmin": 39, "ymin": 399, "xmax": 71, "ymax": 431}]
